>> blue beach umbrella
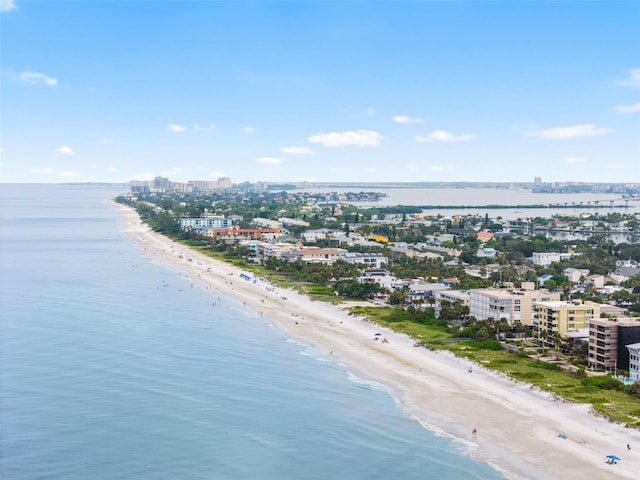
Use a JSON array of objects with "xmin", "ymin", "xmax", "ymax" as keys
[{"xmin": 606, "ymin": 455, "xmax": 621, "ymax": 461}]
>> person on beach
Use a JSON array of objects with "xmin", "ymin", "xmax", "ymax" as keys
[
  {"xmin": 472, "ymin": 428, "xmax": 477, "ymax": 439},
  {"xmin": 628, "ymin": 443, "xmax": 631, "ymax": 450}
]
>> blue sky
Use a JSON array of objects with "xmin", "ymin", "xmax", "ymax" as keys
[{"xmin": 1, "ymin": 0, "xmax": 639, "ymax": 184}]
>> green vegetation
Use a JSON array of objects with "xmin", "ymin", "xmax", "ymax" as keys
[{"xmin": 118, "ymin": 190, "xmax": 640, "ymax": 428}]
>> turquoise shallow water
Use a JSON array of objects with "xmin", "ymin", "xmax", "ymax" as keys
[{"xmin": 0, "ymin": 184, "xmax": 505, "ymax": 480}]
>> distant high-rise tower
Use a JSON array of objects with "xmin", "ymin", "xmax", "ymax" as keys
[
  {"xmin": 153, "ymin": 176, "xmax": 171, "ymax": 192},
  {"xmin": 217, "ymin": 177, "xmax": 232, "ymax": 190},
  {"xmin": 534, "ymin": 176, "xmax": 542, "ymax": 185}
]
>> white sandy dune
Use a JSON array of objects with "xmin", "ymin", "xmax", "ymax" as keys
[{"xmin": 114, "ymin": 202, "xmax": 640, "ymax": 480}]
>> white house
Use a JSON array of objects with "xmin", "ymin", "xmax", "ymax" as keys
[
  {"xmin": 585, "ymin": 274, "xmax": 606, "ymax": 289},
  {"xmin": 341, "ymin": 252, "xmax": 388, "ymax": 269},
  {"xmin": 477, "ymin": 247, "xmax": 497, "ymax": 258},
  {"xmin": 358, "ymin": 269, "xmax": 401, "ymax": 291},
  {"xmin": 563, "ymin": 268, "xmax": 590, "ymax": 286},
  {"xmin": 531, "ymin": 252, "xmax": 575, "ymax": 266},
  {"xmin": 407, "ymin": 282, "xmax": 449, "ymax": 303}
]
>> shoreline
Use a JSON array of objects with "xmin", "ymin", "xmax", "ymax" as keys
[{"xmin": 112, "ymin": 200, "xmax": 640, "ymax": 480}]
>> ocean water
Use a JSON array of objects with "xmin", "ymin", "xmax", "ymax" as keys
[{"xmin": 0, "ymin": 184, "xmax": 504, "ymax": 480}]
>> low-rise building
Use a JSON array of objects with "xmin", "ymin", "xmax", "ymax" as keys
[
  {"xmin": 341, "ymin": 252, "xmax": 388, "ymax": 269},
  {"xmin": 252, "ymin": 217, "xmax": 282, "ymax": 229},
  {"xmin": 358, "ymin": 269, "xmax": 400, "ymax": 291},
  {"xmin": 477, "ymin": 247, "xmax": 497, "ymax": 258},
  {"xmin": 179, "ymin": 215, "xmax": 232, "ymax": 232},
  {"xmin": 286, "ymin": 247, "xmax": 346, "ymax": 265},
  {"xmin": 407, "ymin": 282, "xmax": 449, "ymax": 303},
  {"xmin": 203, "ymin": 228, "xmax": 281, "ymax": 241},
  {"xmin": 434, "ymin": 290, "xmax": 470, "ymax": 317},
  {"xmin": 531, "ymin": 252, "xmax": 574, "ymax": 266},
  {"xmin": 563, "ymin": 267, "xmax": 590, "ymax": 286}
]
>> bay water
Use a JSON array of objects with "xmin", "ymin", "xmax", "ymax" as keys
[{"xmin": 1, "ymin": 184, "xmax": 504, "ymax": 480}]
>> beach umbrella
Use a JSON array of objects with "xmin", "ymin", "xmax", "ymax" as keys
[
  {"xmin": 374, "ymin": 333, "xmax": 382, "ymax": 336},
  {"xmin": 606, "ymin": 455, "xmax": 621, "ymax": 461}
]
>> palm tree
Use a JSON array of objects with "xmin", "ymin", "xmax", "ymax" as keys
[
  {"xmin": 537, "ymin": 328, "xmax": 548, "ymax": 349},
  {"xmin": 552, "ymin": 332, "xmax": 563, "ymax": 359}
]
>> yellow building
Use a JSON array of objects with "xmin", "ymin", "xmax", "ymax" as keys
[{"xmin": 533, "ymin": 300, "xmax": 600, "ymax": 347}]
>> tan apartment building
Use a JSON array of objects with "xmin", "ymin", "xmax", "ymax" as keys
[
  {"xmin": 469, "ymin": 282, "xmax": 560, "ymax": 327},
  {"xmin": 533, "ymin": 300, "xmax": 600, "ymax": 347},
  {"xmin": 589, "ymin": 317, "xmax": 640, "ymax": 371}
]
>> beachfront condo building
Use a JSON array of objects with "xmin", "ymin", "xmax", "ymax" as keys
[
  {"xmin": 468, "ymin": 284, "xmax": 560, "ymax": 327},
  {"xmin": 434, "ymin": 290, "xmax": 470, "ymax": 318},
  {"xmin": 627, "ymin": 343, "xmax": 640, "ymax": 382},
  {"xmin": 589, "ymin": 317, "xmax": 640, "ymax": 371},
  {"xmin": 533, "ymin": 300, "xmax": 600, "ymax": 348},
  {"xmin": 178, "ymin": 215, "xmax": 232, "ymax": 232}
]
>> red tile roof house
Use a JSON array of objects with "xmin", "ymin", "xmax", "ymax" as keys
[{"xmin": 475, "ymin": 232, "xmax": 495, "ymax": 243}]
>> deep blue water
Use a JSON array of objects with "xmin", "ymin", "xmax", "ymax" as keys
[{"xmin": 0, "ymin": 184, "xmax": 504, "ymax": 480}]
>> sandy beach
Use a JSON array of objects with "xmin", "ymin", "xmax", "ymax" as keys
[{"xmin": 114, "ymin": 201, "xmax": 640, "ymax": 480}]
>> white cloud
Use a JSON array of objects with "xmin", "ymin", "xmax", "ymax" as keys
[
  {"xmin": 107, "ymin": 167, "xmax": 118, "ymax": 173},
  {"xmin": 193, "ymin": 123, "xmax": 216, "ymax": 132},
  {"xmin": 431, "ymin": 165, "xmax": 455, "ymax": 172},
  {"xmin": 31, "ymin": 167, "xmax": 55, "ymax": 175},
  {"xmin": 526, "ymin": 124, "xmax": 612, "ymax": 139},
  {"xmin": 258, "ymin": 157, "xmax": 281, "ymax": 165},
  {"xmin": 365, "ymin": 167, "xmax": 376, "ymax": 174},
  {"xmin": 614, "ymin": 102, "xmax": 640, "ymax": 113},
  {"xmin": 19, "ymin": 71, "xmax": 57, "ymax": 87},
  {"xmin": 616, "ymin": 68, "xmax": 640, "ymax": 88},
  {"xmin": 367, "ymin": 108, "xmax": 376, "ymax": 115},
  {"xmin": 167, "ymin": 124, "xmax": 186, "ymax": 132},
  {"xmin": 56, "ymin": 145, "xmax": 75, "ymax": 155},
  {"xmin": 0, "ymin": 0, "xmax": 17, "ymax": 12},
  {"xmin": 280, "ymin": 146, "xmax": 314, "ymax": 155},
  {"xmin": 308, "ymin": 129, "xmax": 382, "ymax": 147},
  {"xmin": 415, "ymin": 130, "xmax": 477, "ymax": 142},
  {"xmin": 209, "ymin": 171, "xmax": 225, "ymax": 178},
  {"xmin": 58, "ymin": 170, "xmax": 80, "ymax": 178},
  {"xmin": 243, "ymin": 126, "xmax": 256, "ymax": 134},
  {"xmin": 564, "ymin": 156, "xmax": 585, "ymax": 164},
  {"xmin": 392, "ymin": 115, "xmax": 424, "ymax": 124}
]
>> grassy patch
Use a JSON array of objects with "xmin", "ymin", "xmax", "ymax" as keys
[{"xmin": 348, "ymin": 305, "xmax": 640, "ymax": 428}]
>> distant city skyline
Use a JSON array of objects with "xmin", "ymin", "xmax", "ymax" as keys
[{"xmin": 1, "ymin": 1, "xmax": 639, "ymax": 184}]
